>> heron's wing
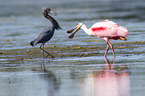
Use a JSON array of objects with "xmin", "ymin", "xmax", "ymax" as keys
[
  {"xmin": 33, "ymin": 27, "xmax": 55, "ymax": 44},
  {"xmin": 34, "ymin": 27, "xmax": 52, "ymax": 40}
]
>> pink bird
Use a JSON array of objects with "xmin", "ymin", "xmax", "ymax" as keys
[{"xmin": 67, "ymin": 20, "xmax": 129, "ymax": 59}]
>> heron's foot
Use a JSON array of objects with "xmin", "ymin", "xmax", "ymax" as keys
[{"xmin": 46, "ymin": 54, "xmax": 55, "ymax": 58}]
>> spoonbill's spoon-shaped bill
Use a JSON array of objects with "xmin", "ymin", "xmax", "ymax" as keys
[{"xmin": 67, "ymin": 23, "xmax": 83, "ymax": 39}]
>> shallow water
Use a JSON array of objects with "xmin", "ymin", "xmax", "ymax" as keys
[{"xmin": 1, "ymin": 0, "xmax": 145, "ymax": 96}]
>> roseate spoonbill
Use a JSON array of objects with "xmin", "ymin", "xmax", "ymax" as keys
[
  {"xmin": 30, "ymin": 7, "xmax": 61, "ymax": 58},
  {"xmin": 67, "ymin": 20, "xmax": 129, "ymax": 58}
]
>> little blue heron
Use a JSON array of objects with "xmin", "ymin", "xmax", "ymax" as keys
[{"xmin": 30, "ymin": 7, "xmax": 61, "ymax": 58}]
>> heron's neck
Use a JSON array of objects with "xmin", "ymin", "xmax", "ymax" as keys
[
  {"xmin": 43, "ymin": 12, "xmax": 61, "ymax": 30},
  {"xmin": 81, "ymin": 24, "xmax": 94, "ymax": 36}
]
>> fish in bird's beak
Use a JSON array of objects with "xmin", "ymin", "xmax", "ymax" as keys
[{"xmin": 67, "ymin": 23, "xmax": 83, "ymax": 39}]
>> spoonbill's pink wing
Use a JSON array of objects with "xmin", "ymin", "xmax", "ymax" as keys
[{"xmin": 91, "ymin": 20, "xmax": 119, "ymax": 37}]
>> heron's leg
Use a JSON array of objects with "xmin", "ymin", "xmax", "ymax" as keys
[
  {"xmin": 39, "ymin": 43, "xmax": 45, "ymax": 58},
  {"xmin": 42, "ymin": 43, "xmax": 45, "ymax": 58},
  {"xmin": 104, "ymin": 42, "xmax": 109, "ymax": 57},
  {"xmin": 107, "ymin": 41, "xmax": 115, "ymax": 59},
  {"xmin": 39, "ymin": 43, "xmax": 55, "ymax": 58}
]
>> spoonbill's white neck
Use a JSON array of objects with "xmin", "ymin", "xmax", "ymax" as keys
[{"xmin": 80, "ymin": 23, "xmax": 94, "ymax": 36}]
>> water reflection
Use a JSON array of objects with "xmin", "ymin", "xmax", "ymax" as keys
[
  {"xmin": 32, "ymin": 64, "xmax": 60, "ymax": 96},
  {"xmin": 81, "ymin": 58, "xmax": 130, "ymax": 96},
  {"xmin": 105, "ymin": 57, "xmax": 115, "ymax": 68},
  {"xmin": 0, "ymin": 64, "xmax": 60, "ymax": 96}
]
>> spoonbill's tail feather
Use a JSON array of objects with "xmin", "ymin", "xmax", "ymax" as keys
[
  {"xmin": 120, "ymin": 37, "xmax": 127, "ymax": 41},
  {"xmin": 117, "ymin": 26, "xmax": 129, "ymax": 37}
]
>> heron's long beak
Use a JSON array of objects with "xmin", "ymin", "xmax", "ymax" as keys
[
  {"xmin": 49, "ymin": 10, "xmax": 57, "ymax": 16},
  {"xmin": 67, "ymin": 24, "xmax": 83, "ymax": 39}
]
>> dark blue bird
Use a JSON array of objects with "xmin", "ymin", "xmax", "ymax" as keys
[{"xmin": 30, "ymin": 7, "xmax": 61, "ymax": 58}]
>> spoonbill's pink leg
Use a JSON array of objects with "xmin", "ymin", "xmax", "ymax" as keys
[
  {"xmin": 104, "ymin": 43, "xmax": 109, "ymax": 57},
  {"xmin": 107, "ymin": 41, "xmax": 115, "ymax": 59}
]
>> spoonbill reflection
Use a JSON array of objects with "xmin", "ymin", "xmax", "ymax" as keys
[{"xmin": 81, "ymin": 59, "xmax": 130, "ymax": 96}]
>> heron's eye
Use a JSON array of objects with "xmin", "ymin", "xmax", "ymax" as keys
[{"xmin": 47, "ymin": 9, "xmax": 51, "ymax": 12}]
